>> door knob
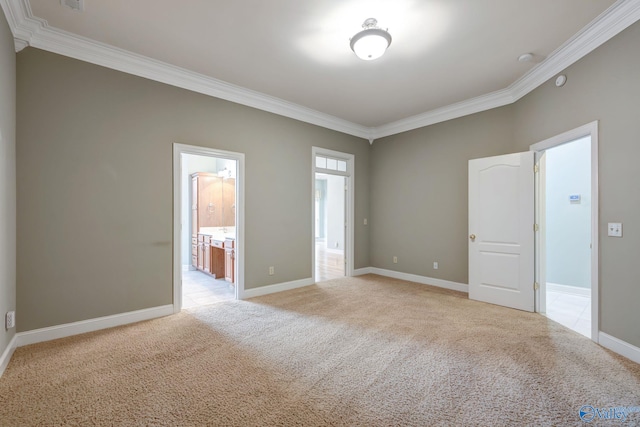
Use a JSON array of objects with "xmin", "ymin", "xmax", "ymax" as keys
[{"xmin": 469, "ymin": 234, "xmax": 476, "ymax": 241}]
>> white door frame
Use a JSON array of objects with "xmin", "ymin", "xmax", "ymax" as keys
[
  {"xmin": 311, "ymin": 147, "xmax": 354, "ymax": 281},
  {"xmin": 172, "ymin": 143, "xmax": 245, "ymax": 312},
  {"xmin": 530, "ymin": 121, "xmax": 599, "ymax": 342},
  {"xmin": 534, "ymin": 151, "xmax": 548, "ymax": 314}
]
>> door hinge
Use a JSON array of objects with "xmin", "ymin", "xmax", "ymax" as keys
[
  {"xmin": 534, "ymin": 282, "xmax": 540, "ymax": 291},
  {"xmin": 534, "ymin": 164, "xmax": 539, "ymax": 173},
  {"xmin": 534, "ymin": 224, "xmax": 539, "ymax": 232}
]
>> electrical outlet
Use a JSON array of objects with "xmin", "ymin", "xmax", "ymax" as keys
[
  {"xmin": 364, "ymin": 218, "xmax": 368, "ymax": 225},
  {"xmin": 5, "ymin": 311, "xmax": 15, "ymax": 329},
  {"xmin": 433, "ymin": 262, "xmax": 439, "ymax": 270},
  {"xmin": 269, "ymin": 266, "xmax": 275, "ymax": 276},
  {"xmin": 393, "ymin": 256, "xmax": 398, "ymax": 264}
]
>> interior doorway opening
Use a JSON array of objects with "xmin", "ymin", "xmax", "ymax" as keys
[
  {"xmin": 173, "ymin": 144, "xmax": 245, "ymax": 312},
  {"xmin": 312, "ymin": 147, "xmax": 354, "ymax": 283},
  {"xmin": 315, "ymin": 173, "xmax": 345, "ymax": 281},
  {"xmin": 181, "ymin": 154, "xmax": 237, "ymax": 308},
  {"xmin": 542, "ymin": 136, "xmax": 592, "ymax": 337},
  {"xmin": 531, "ymin": 121, "xmax": 599, "ymax": 341}
]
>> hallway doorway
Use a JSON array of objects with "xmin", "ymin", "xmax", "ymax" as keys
[
  {"xmin": 312, "ymin": 147, "xmax": 354, "ymax": 283},
  {"xmin": 315, "ymin": 173, "xmax": 345, "ymax": 281}
]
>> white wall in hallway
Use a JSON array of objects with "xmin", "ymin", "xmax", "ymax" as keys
[
  {"xmin": 326, "ymin": 175, "xmax": 345, "ymax": 251},
  {"xmin": 545, "ymin": 136, "xmax": 591, "ymax": 288}
]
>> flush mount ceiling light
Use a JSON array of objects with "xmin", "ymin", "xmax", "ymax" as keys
[
  {"xmin": 350, "ymin": 18, "xmax": 392, "ymax": 61},
  {"xmin": 517, "ymin": 53, "xmax": 533, "ymax": 62}
]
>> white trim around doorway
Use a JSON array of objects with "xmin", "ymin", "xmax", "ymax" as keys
[
  {"xmin": 530, "ymin": 121, "xmax": 599, "ymax": 342},
  {"xmin": 312, "ymin": 147, "xmax": 355, "ymax": 282},
  {"xmin": 172, "ymin": 143, "xmax": 245, "ymax": 312}
]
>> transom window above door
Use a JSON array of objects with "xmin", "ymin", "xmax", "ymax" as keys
[{"xmin": 316, "ymin": 156, "xmax": 347, "ymax": 172}]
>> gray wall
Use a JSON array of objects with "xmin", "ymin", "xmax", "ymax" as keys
[
  {"xmin": 370, "ymin": 106, "xmax": 515, "ymax": 284},
  {"xmin": 0, "ymin": 12, "xmax": 16, "ymax": 357},
  {"xmin": 12, "ymin": 16, "xmax": 640, "ymax": 350},
  {"xmin": 545, "ymin": 136, "xmax": 591, "ymax": 288},
  {"xmin": 16, "ymin": 48, "xmax": 370, "ymax": 331},
  {"xmin": 513, "ymin": 21, "xmax": 640, "ymax": 347},
  {"xmin": 371, "ymin": 21, "xmax": 640, "ymax": 348}
]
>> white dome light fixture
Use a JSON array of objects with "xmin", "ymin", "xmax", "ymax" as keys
[{"xmin": 350, "ymin": 18, "xmax": 392, "ymax": 61}]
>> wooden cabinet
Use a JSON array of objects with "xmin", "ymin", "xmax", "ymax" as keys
[
  {"xmin": 224, "ymin": 239, "xmax": 235, "ymax": 283},
  {"xmin": 191, "ymin": 237, "xmax": 198, "ymax": 268},
  {"xmin": 192, "ymin": 172, "xmax": 222, "ymax": 234},
  {"xmin": 203, "ymin": 235, "xmax": 211, "ymax": 273},
  {"xmin": 197, "ymin": 234, "xmax": 205, "ymax": 270},
  {"xmin": 191, "ymin": 172, "xmax": 235, "ymax": 232},
  {"xmin": 196, "ymin": 234, "xmax": 226, "ymax": 279},
  {"xmin": 192, "ymin": 171, "xmax": 236, "ymax": 282},
  {"xmin": 210, "ymin": 240, "xmax": 225, "ymax": 279}
]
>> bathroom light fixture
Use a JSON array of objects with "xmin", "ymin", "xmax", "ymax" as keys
[{"xmin": 350, "ymin": 18, "xmax": 392, "ymax": 61}]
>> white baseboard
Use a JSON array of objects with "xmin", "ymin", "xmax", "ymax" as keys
[
  {"xmin": 353, "ymin": 267, "xmax": 373, "ymax": 276},
  {"xmin": 0, "ymin": 334, "xmax": 17, "ymax": 378},
  {"xmin": 369, "ymin": 268, "xmax": 469, "ymax": 293},
  {"xmin": 599, "ymin": 332, "xmax": 640, "ymax": 365},
  {"xmin": 547, "ymin": 282, "xmax": 591, "ymax": 297},
  {"xmin": 240, "ymin": 278, "xmax": 314, "ymax": 299},
  {"xmin": 16, "ymin": 305, "xmax": 174, "ymax": 347}
]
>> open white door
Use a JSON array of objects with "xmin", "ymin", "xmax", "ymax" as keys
[{"xmin": 469, "ymin": 152, "xmax": 535, "ymax": 312}]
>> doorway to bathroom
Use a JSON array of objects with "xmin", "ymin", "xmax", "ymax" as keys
[
  {"xmin": 531, "ymin": 122, "xmax": 598, "ymax": 340},
  {"xmin": 173, "ymin": 144, "xmax": 245, "ymax": 312}
]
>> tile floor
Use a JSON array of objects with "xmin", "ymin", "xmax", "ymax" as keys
[
  {"xmin": 545, "ymin": 289, "xmax": 591, "ymax": 338},
  {"xmin": 182, "ymin": 269, "xmax": 235, "ymax": 309}
]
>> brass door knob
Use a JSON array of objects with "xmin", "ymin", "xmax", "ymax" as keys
[{"xmin": 469, "ymin": 234, "xmax": 476, "ymax": 241}]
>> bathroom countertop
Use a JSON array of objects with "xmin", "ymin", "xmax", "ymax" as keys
[{"xmin": 198, "ymin": 227, "xmax": 235, "ymax": 241}]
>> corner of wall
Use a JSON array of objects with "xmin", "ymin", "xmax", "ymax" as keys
[{"xmin": 0, "ymin": 5, "xmax": 17, "ymax": 375}]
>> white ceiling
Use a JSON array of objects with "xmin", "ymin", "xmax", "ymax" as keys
[{"xmin": 4, "ymin": 0, "xmax": 640, "ymax": 139}]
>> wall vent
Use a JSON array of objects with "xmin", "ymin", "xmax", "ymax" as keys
[{"xmin": 60, "ymin": 0, "xmax": 84, "ymax": 12}]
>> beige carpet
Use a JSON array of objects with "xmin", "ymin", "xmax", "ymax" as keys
[{"xmin": 2, "ymin": 274, "xmax": 639, "ymax": 426}]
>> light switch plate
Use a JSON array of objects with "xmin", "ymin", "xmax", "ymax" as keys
[{"xmin": 608, "ymin": 223, "xmax": 622, "ymax": 237}]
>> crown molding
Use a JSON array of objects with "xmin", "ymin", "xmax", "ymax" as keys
[
  {"xmin": 0, "ymin": 0, "xmax": 372, "ymax": 139},
  {"xmin": 13, "ymin": 37, "xmax": 27, "ymax": 51},
  {"xmin": 372, "ymin": 0, "xmax": 640, "ymax": 141},
  {"xmin": 0, "ymin": 0, "xmax": 42, "ymax": 51},
  {"xmin": 371, "ymin": 88, "xmax": 516, "ymax": 140},
  {"xmin": 508, "ymin": 0, "xmax": 640, "ymax": 102},
  {"xmin": 1, "ymin": 0, "xmax": 638, "ymax": 142}
]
